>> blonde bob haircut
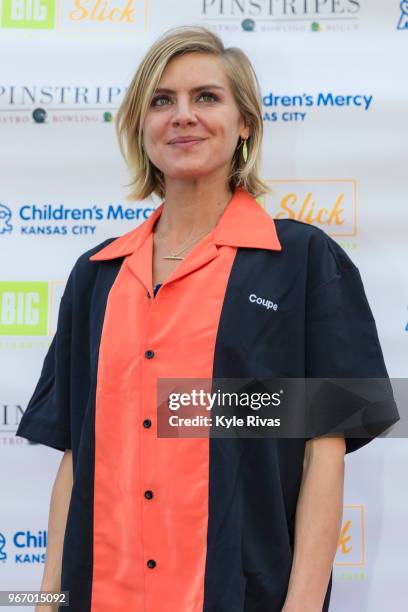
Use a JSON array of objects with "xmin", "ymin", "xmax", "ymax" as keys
[{"xmin": 115, "ymin": 24, "xmax": 271, "ymax": 202}]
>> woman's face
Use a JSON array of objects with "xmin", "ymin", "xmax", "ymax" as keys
[{"xmin": 142, "ymin": 53, "xmax": 249, "ymax": 185}]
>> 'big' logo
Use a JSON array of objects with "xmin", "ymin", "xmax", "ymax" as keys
[
  {"xmin": 0, "ymin": 282, "xmax": 49, "ymax": 335},
  {"xmin": 0, "ymin": 0, "xmax": 55, "ymax": 29}
]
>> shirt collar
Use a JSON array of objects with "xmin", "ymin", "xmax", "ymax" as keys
[{"xmin": 89, "ymin": 186, "xmax": 281, "ymax": 262}]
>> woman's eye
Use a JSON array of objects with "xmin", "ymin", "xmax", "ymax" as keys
[
  {"xmin": 151, "ymin": 95, "xmax": 170, "ymax": 107},
  {"xmin": 198, "ymin": 92, "xmax": 218, "ymax": 102},
  {"xmin": 150, "ymin": 92, "xmax": 218, "ymax": 107}
]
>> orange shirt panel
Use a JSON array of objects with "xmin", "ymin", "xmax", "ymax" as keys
[{"xmin": 91, "ymin": 230, "xmax": 237, "ymax": 612}]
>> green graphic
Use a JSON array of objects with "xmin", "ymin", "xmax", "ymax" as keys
[
  {"xmin": 1, "ymin": 0, "xmax": 56, "ymax": 29},
  {"xmin": 0, "ymin": 282, "xmax": 48, "ymax": 335}
]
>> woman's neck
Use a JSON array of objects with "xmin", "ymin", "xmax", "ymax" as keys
[{"xmin": 154, "ymin": 188, "xmax": 234, "ymax": 242}]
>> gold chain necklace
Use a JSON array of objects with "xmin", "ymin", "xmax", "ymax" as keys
[
  {"xmin": 157, "ymin": 227, "xmax": 212, "ymax": 260},
  {"xmin": 154, "ymin": 193, "xmax": 233, "ymax": 260}
]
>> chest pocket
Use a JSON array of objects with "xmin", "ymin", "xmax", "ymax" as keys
[{"xmin": 215, "ymin": 279, "xmax": 306, "ymax": 378}]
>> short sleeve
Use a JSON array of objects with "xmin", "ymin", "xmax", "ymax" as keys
[
  {"xmin": 16, "ymin": 273, "xmax": 73, "ymax": 452},
  {"xmin": 305, "ymin": 234, "xmax": 400, "ymax": 454}
]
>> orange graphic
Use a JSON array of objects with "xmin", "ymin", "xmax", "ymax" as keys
[
  {"xmin": 335, "ymin": 504, "xmax": 365, "ymax": 567},
  {"xmin": 69, "ymin": 0, "xmax": 136, "ymax": 23},
  {"xmin": 263, "ymin": 179, "xmax": 357, "ymax": 237},
  {"xmin": 338, "ymin": 519, "xmax": 352, "ymax": 555}
]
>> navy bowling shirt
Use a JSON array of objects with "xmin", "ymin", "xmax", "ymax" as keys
[{"xmin": 16, "ymin": 187, "xmax": 399, "ymax": 612}]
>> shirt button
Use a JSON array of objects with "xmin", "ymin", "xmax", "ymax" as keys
[
  {"xmin": 145, "ymin": 349, "xmax": 155, "ymax": 359},
  {"xmin": 146, "ymin": 291, "xmax": 151, "ymax": 299},
  {"xmin": 143, "ymin": 419, "xmax": 152, "ymax": 428},
  {"xmin": 147, "ymin": 559, "xmax": 156, "ymax": 569},
  {"xmin": 144, "ymin": 490, "xmax": 154, "ymax": 500}
]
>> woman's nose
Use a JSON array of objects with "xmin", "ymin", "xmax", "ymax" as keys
[{"xmin": 171, "ymin": 98, "xmax": 197, "ymax": 123}]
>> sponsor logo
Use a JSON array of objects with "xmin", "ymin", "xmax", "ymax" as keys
[
  {"xmin": 263, "ymin": 179, "xmax": 357, "ymax": 237},
  {"xmin": 0, "ymin": 281, "xmax": 65, "ymax": 336},
  {"xmin": 262, "ymin": 91, "xmax": 374, "ymax": 123},
  {"xmin": 68, "ymin": 0, "xmax": 137, "ymax": 24},
  {"xmin": 0, "ymin": 204, "xmax": 13, "ymax": 234},
  {"xmin": 0, "ymin": 84, "xmax": 125, "ymax": 108},
  {"xmin": 0, "ymin": 200, "xmax": 154, "ymax": 236},
  {"xmin": 0, "ymin": 282, "xmax": 49, "ymax": 335},
  {"xmin": 335, "ymin": 505, "xmax": 365, "ymax": 566},
  {"xmin": 0, "ymin": 83, "xmax": 125, "ymax": 123},
  {"xmin": 1, "ymin": 403, "xmax": 25, "ymax": 435},
  {"xmin": 0, "ymin": 531, "xmax": 47, "ymax": 564},
  {"xmin": 200, "ymin": 0, "xmax": 361, "ymax": 33},
  {"xmin": 397, "ymin": 1, "xmax": 408, "ymax": 30},
  {"xmin": 0, "ymin": 0, "xmax": 55, "ymax": 29},
  {"xmin": 0, "ymin": 532, "xmax": 6, "ymax": 561}
]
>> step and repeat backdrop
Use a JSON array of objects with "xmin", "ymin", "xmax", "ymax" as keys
[{"xmin": 1, "ymin": 1, "xmax": 407, "ymax": 610}]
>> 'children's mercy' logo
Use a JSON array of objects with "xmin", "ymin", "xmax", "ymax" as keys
[
  {"xmin": 0, "ymin": 204, "xmax": 13, "ymax": 234},
  {"xmin": 397, "ymin": 1, "xmax": 408, "ymax": 30}
]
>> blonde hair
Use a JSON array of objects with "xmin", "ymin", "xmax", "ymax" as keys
[{"xmin": 115, "ymin": 24, "xmax": 271, "ymax": 201}]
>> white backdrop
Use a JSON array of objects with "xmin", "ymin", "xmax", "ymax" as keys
[{"xmin": 1, "ymin": 1, "xmax": 407, "ymax": 610}]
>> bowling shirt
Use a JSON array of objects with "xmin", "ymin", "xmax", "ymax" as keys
[{"xmin": 16, "ymin": 187, "xmax": 399, "ymax": 612}]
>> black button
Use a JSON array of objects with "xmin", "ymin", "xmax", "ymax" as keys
[
  {"xmin": 144, "ymin": 490, "xmax": 153, "ymax": 500},
  {"xmin": 143, "ymin": 419, "xmax": 152, "ymax": 428},
  {"xmin": 147, "ymin": 291, "xmax": 151, "ymax": 299},
  {"xmin": 147, "ymin": 559, "xmax": 156, "ymax": 569},
  {"xmin": 145, "ymin": 349, "xmax": 155, "ymax": 359}
]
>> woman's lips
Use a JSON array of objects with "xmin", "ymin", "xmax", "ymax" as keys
[{"xmin": 169, "ymin": 139, "xmax": 205, "ymax": 148}]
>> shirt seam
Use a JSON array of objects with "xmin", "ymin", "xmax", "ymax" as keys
[
  {"xmin": 309, "ymin": 273, "xmax": 342, "ymax": 296},
  {"xmin": 326, "ymin": 237, "xmax": 358, "ymax": 271}
]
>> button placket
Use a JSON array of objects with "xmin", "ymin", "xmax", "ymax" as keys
[{"xmin": 141, "ymin": 288, "xmax": 160, "ymax": 584}]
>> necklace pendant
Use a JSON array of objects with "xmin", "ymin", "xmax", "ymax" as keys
[{"xmin": 163, "ymin": 255, "xmax": 184, "ymax": 260}]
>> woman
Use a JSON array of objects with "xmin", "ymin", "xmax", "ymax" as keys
[{"xmin": 17, "ymin": 25, "xmax": 399, "ymax": 612}]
